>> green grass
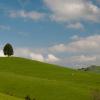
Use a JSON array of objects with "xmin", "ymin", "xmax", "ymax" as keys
[
  {"xmin": 0, "ymin": 57, "xmax": 99, "ymax": 100},
  {"xmin": 0, "ymin": 93, "xmax": 23, "ymax": 100}
]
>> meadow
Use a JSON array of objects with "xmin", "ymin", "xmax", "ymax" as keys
[{"xmin": 0, "ymin": 57, "xmax": 99, "ymax": 100}]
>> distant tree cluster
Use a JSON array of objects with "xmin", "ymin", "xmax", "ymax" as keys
[
  {"xmin": 78, "ymin": 65, "xmax": 98, "ymax": 72},
  {"xmin": 3, "ymin": 43, "xmax": 14, "ymax": 57}
]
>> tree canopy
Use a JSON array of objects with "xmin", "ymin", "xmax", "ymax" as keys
[{"xmin": 3, "ymin": 43, "xmax": 14, "ymax": 57}]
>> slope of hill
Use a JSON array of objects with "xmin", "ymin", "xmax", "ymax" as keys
[
  {"xmin": 0, "ymin": 57, "xmax": 100, "ymax": 100},
  {"xmin": 0, "ymin": 93, "xmax": 23, "ymax": 100}
]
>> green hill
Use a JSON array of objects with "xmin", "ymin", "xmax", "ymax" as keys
[
  {"xmin": 0, "ymin": 93, "xmax": 23, "ymax": 100},
  {"xmin": 0, "ymin": 57, "xmax": 100, "ymax": 100}
]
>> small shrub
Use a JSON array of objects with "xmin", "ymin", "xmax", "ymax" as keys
[{"xmin": 25, "ymin": 95, "xmax": 31, "ymax": 100}]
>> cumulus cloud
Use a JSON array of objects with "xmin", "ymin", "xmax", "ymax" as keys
[
  {"xmin": 46, "ymin": 54, "xmax": 59, "ymax": 62},
  {"xmin": 49, "ymin": 44, "xmax": 67, "ymax": 52},
  {"xmin": 50, "ymin": 35, "xmax": 100, "ymax": 53},
  {"xmin": 69, "ymin": 55, "xmax": 96, "ymax": 63},
  {"xmin": 58, "ymin": 55, "xmax": 97, "ymax": 68},
  {"xmin": 0, "ymin": 50, "xmax": 5, "ymax": 57},
  {"xmin": 66, "ymin": 22, "xmax": 84, "ymax": 30},
  {"xmin": 14, "ymin": 48, "xmax": 44, "ymax": 61},
  {"xmin": 14, "ymin": 48, "xmax": 59, "ymax": 63},
  {"xmin": 30, "ymin": 53, "xmax": 44, "ymax": 62},
  {"xmin": 44, "ymin": 0, "xmax": 100, "ymax": 22},
  {"xmin": 48, "ymin": 34, "xmax": 100, "ymax": 68},
  {"xmin": 9, "ymin": 10, "xmax": 46, "ymax": 21},
  {"xmin": 15, "ymin": 47, "xmax": 97, "ymax": 68}
]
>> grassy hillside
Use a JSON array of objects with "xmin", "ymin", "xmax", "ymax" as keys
[
  {"xmin": 0, "ymin": 57, "xmax": 100, "ymax": 100},
  {"xmin": 0, "ymin": 93, "xmax": 23, "ymax": 100}
]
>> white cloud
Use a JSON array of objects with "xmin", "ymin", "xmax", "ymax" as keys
[
  {"xmin": 15, "ymin": 48, "xmax": 31, "ymax": 58},
  {"xmin": 49, "ymin": 44, "xmax": 67, "ymax": 52},
  {"xmin": 9, "ymin": 10, "xmax": 46, "ymax": 21},
  {"xmin": 30, "ymin": 53, "xmax": 44, "ymax": 62},
  {"xmin": 58, "ymin": 54, "xmax": 97, "ymax": 68},
  {"xmin": 14, "ymin": 48, "xmax": 59, "ymax": 63},
  {"xmin": 50, "ymin": 35, "xmax": 100, "ymax": 53},
  {"xmin": 48, "ymin": 34, "xmax": 100, "ymax": 67},
  {"xmin": 66, "ymin": 22, "xmax": 84, "ymax": 30},
  {"xmin": 44, "ymin": 0, "xmax": 100, "ymax": 22},
  {"xmin": 15, "ymin": 48, "xmax": 45, "ymax": 61},
  {"xmin": 0, "ymin": 50, "xmax": 5, "ymax": 57},
  {"xmin": 46, "ymin": 54, "xmax": 59, "ymax": 62},
  {"xmin": 69, "ymin": 55, "xmax": 96, "ymax": 63}
]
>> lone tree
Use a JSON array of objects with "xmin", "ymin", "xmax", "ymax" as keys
[{"xmin": 3, "ymin": 43, "xmax": 14, "ymax": 57}]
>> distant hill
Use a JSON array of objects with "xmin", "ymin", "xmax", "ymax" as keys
[{"xmin": 0, "ymin": 57, "xmax": 100, "ymax": 100}]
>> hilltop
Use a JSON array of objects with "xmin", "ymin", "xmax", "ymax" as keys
[{"xmin": 0, "ymin": 57, "xmax": 99, "ymax": 100}]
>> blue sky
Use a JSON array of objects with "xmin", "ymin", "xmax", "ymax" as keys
[{"xmin": 0, "ymin": 0, "xmax": 100, "ymax": 68}]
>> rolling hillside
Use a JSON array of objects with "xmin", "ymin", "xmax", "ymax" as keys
[
  {"xmin": 0, "ymin": 93, "xmax": 23, "ymax": 100},
  {"xmin": 0, "ymin": 57, "xmax": 100, "ymax": 100}
]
